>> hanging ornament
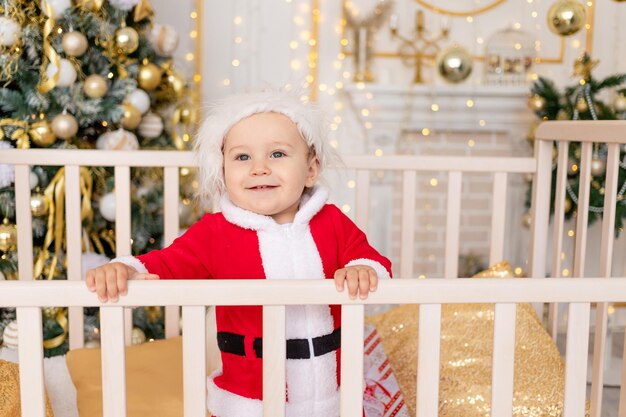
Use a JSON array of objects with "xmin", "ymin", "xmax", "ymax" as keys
[
  {"xmin": 83, "ymin": 74, "xmax": 109, "ymax": 98},
  {"xmin": 0, "ymin": 218, "xmax": 17, "ymax": 252},
  {"xmin": 576, "ymin": 97, "xmax": 588, "ymax": 113},
  {"xmin": 120, "ymin": 103, "xmax": 142, "ymax": 130},
  {"xmin": 2, "ymin": 320, "xmax": 18, "ymax": 349},
  {"xmin": 522, "ymin": 212, "xmax": 532, "ymax": 228},
  {"xmin": 108, "ymin": 0, "xmax": 140, "ymax": 11},
  {"xmin": 125, "ymin": 89, "xmax": 151, "ymax": 114},
  {"xmin": 45, "ymin": 58, "xmax": 77, "ymax": 88},
  {"xmin": 51, "ymin": 113, "xmax": 78, "ymax": 139},
  {"xmin": 165, "ymin": 71, "xmax": 186, "ymax": 98},
  {"xmin": 41, "ymin": 0, "xmax": 72, "ymax": 19},
  {"xmin": 30, "ymin": 171, "xmax": 39, "ymax": 190},
  {"xmin": 613, "ymin": 94, "xmax": 626, "ymax": 113},
  {"xmin": 98, "ymin": 192, "xmax": 116, "ymax": 222},
  {"xmin": 30, "ymin": 120, "xmax": 57, "ymax": 147},
  {"xmin": 61, "ymin": 31, "xmax": 88, "ymax": 57},
  {"xmin": 436, "ymin": 45, "xmax": 473, "ymax": 84},
  {"xmin": 0, "ymin": 16, "xmax": 21, "ymax": 47},
  {"xmin": 137, "ymin": 112, "xmax": 164, "ymax": 139},
  {"xmin": 96, "ymin": 128, "xmax": 139, "ymax": 150},
  {"xmin": 137, "ymin": 62, "xmax": 162, "ymax": 91},
  {"xmin": 30, "ymin": 193, "xmax": 49, "ymax": 217},
  {"xmin": 590, "ymin": 158, "xmax": 606, "ymax": 177},
  {"xmin": 131, "ymin": 327, "xmax": 146, "ymax": 345},
  {"xmin": 556, "ymin": 109, "xmax": 570, "ymax": 120},
  {"xmin": 115, "ymin": 26, "xmax": 139, "ymax": 54},
  {"xmin": 547, "ymin": 0, "xmax": 586, "ymax": 37},
  {"xmin": 527, "ymin": 95, "xmax": 546, "ymax": 112},
  {"xmin": 149, "ymin": 23, "xmax": 180, "ymax": 56}
]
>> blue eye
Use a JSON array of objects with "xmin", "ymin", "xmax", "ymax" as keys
[
  {"xmin": 235, "ymin": 154, "xmax": 250, "ymax": 161},
  {"xmin": 271, "ymin": 151, "xmax": 285, "ymax": 158}
]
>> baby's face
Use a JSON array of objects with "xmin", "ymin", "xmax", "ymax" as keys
[{"xmin": 223, "ymin": 112, "xmax": 319, "ymax": 224}]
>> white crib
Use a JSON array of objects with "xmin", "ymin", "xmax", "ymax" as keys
[{"xmin": 1, "ymin": 120, "xmax": 626, "ymax": 417}]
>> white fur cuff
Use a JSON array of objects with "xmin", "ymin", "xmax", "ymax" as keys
[
  {"xmin": 110, "ymin": 256, "xmax": 148, "ymax": 274},
  {"xmin": 345, "ymin": 258, "xmax": 391, "ymax": 280}
]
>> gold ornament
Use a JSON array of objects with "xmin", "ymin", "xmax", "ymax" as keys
[
  {"xmin": 522, "ymin": 212, "xmax": 532, "ymax": 228},
  {"xmin": 567, "ymin": 159, "xmax": 579, "ymax": 175},
  {"xmin": 557, "ymin": 109, "xmax": 570, "ymax": 120},
  {"xmin": 576, "ymin": 97, "xmax": 589, "ymax": 113},
  {"xmin": 31, "ymin": 193, "xmax": 49, "ymax": 217},
  {"xmin": 547, "ymin": 0, "xmax": 586, "ymax": 37},
  {"xmin": 121, "ymin": 103, "xmax": 142, "ymax": 130},
  {"xmin": 178, "ymin": 104, "xmax": 195, "ymax": 125},
  {"xmin": 42, "ymin": 307, "xmax": 62, "ymax": 320},
  {"xmin": 83, "ymin": 74, "xmax": 108, "ymax": 98},
  {"xmin": 30, "ymin": 120, "xmax": 57, "ymax": 147},
  {"xmin": 0, "ymin": 218, "xmax": 17, "ymax": 252},
  {"xmin": 573, "ymin": 53, "xmax": 599, "ymax": 81},
  {"xmin": 61, "ymin": 31, "xmax": 88, "ymax": 57},
  {"xmin": 51, "ymin": 113, "xmax": 79, "ymax": 140},
  {"xmin": 564, "ymin": 198, "xmax": 572, "ymax": 213},
  {"xmin": 137, "ymin": 62, "xmax": 162, "ymax": 91},
  {"xmin": 590, "ymin": 158, "xmax": 606, "ymax": 177},
  {"xmin": 133, "ymin": 0, "xmax": 154, "ymax": 22},
  {"xmin": 115, "ymin": 26, "xmax": 139, "ymax": 54},
  {"xmin": 614, "ymin": 95, "xmax": 626, "ymax": 113},
  {"xmin": 527, "ymin": 95, "xmax": 546, "ymax": 112},
  {"xmin": 165, "ymin": 71, "xmax": 186, "ymax": 98},
  {"xmin": 436, "ymin": 45, "xmax": 473, "ymax": 83}
]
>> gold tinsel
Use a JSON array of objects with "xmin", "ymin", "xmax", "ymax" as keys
[
  {"xmin": 0, "ymin": 360, "xmax": 55, "ymax": 417},
  {"xmin": 37, "ymin": 0, "xmax": 61, "ymax": 93},
  {"xmin": 366, "ymin": 262, "xmax": 589, "ymax": 417}
]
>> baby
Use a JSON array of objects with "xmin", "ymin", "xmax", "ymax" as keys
[{"xmin": 86, "ymin": 90, "xmax": 392, "ymax": 417}]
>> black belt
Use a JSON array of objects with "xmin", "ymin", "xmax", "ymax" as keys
[{"xmin": 217, "ymin": 328, "xmax": 341, "ymax": 360}]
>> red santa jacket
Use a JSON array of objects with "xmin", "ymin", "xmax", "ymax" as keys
[{"xmin": 120, "ymin": 186, "xmax": 392, "ymax": 417}]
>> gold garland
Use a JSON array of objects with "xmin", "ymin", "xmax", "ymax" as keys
[
  {"xmin": 0, "ymin": 119, "xmax": 33, "ymax": 148},
  {"xmin": 43, "ymin": 308, "xmax": 68, "ymax": 349},
  {"xmin": 76, "ymin": 0, "xmax": 104, "ymax": 11},
  {"xmin": 133, "ymin": 0, "xmax": 154, "ymax": 22},
  {"xmin": 413, "ymin": 0, "xmax": 507, "ymax": 17},
  {"xmin": 38, "ymin": 0, "xmax": 60, "ymax": 93}
]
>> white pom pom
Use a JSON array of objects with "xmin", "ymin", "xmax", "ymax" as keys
[
  {"xmin": 99, "ymin": 192, "xmax": 116, "ymax": 222},
  {"xmin": 108, "ymin": 0, "xmax": 140, "ymax": 11},
  {"xmin": 0, "ymin": 16, "xmax": 21, "ymax": 47},
  {"xmin": 41, "ymin": 0, "xmax": 72, "ymax": 19},
  {"xmin": 150, "ymin": 23, "xmax": 180, "ymax": 56},
  {"xmin": 2, "ymin": 320, "xmax": 18, "ymax": 349},
  {"xmin": 46, "ymin": 58, "xmax": 77, "ymax": 88},
  {"xmin": 0, "ymin": 141, "xmax": 15, "ymax": 188},
  {"xmin": 126, "ymin": 89, "xmax": 151, "ymax": 115},
  {"xmin": 96, "ymin": 129, "xmax": 139, "ymax": 151}
]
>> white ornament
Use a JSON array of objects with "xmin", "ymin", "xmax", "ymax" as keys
[
  {"xmin": 2, "ymin": 320, "xmax": 18, "ymax": 349},
  {"xmin": 96, "ymin": 129, "xmax": 139, "ymax": 151},
  {"xmin": 131, "ymin": 327, "xmax": 146, "ymax": 345},
  {"xmin": 46, "ymin": 58, "xmax": 77, "ymax": 88},
  {"xmin": 41, "ymin": 0, "xmax": 72, "ymax": 19},
  {"xmin": 108, "ymin": 0, "xmax": 140, "ymax": 11},
  {"xmin": 0, "ymin": 270, "xmax": 4, "ymax": 280},
  {"xmin": 0, "ymin": 141, "xmax": 15, "ymax": 188},
  {"xmin": 138, "ymin": 112, "xmax": 164, "ymax": 139},
  {"xmin": 99, "ymin": 192, "xmax": 116, "ymax": 222},
  {"xmin": 150, "ymin": 23, "xmax": 180, "ymax": 56},
  {"xmin": 30, "ymin": 171, "xmax": 39, "ymax": 190},
  {"xmin": 126, "ymin": 89, "xmax": 151, "ymax": 115},
  {"xmin": 0, "ymin": 16, "xmax": 21, "ymax": 47}
]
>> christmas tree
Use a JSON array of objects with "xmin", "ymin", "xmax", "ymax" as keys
[
  {"xmin": 0, "ymin": 0, "xmax": 199, "ymax": 356},
  {"xmin": 526, "ymin": 53, "xmax": 626, "ymax": 234}
]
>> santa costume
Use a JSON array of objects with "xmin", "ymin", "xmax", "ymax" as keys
[{"xmin": 114, "ymin": 90, "xmax": 392, "ymax": 417}]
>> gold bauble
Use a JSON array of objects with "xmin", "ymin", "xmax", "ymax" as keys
[
  {"xmin": 614, "ymin": 95, "xmax": 626, "ymax": 113},
  {"xmin": 115, "ymin": 26, "xmax": 139, "ymax": 54},
  {"xmin": 137, "ymin": 63, "xmax": 163, "ymax": 91},
  {"xmin": 51, "ymin": 113, "xmax": 79, "ymax": 140},
  {"xmin": 61, "ymin": 31, "xmax": 88, "ymax": 57},
  {"xmin": 590, "ymin": 158, "xmax": 606, "ymax": 177},
  {"xmin": 556, "ymin": 109, "xmax": 570, "ymax": 120},
  {"xmin": 30, "ymin": 193, "xmax": 49, "ymax": 217},
  {"xmin": 528, "ymin": 95, "xmax": 546, "ymax": 112},
  {"xmin": 547, "ymin": 0, "xmax": 586, "ymax": 37},
  {"xmin": 564, "ymin": 198, "xmax": 572, "ymax": 213},
  {"xmin": 436, "ymin": 45, "xmax": 473, "ymax": 84},
  {"xmin": 576, "ymin": 97, "xmax": 589, "ymax": 113},
  {"xmin": 166, "ymin": 72, "xmax": 186, "ymax": 98},
  {"xmin": 83, "ymin": 74, "xmax": 109, "ymax": 98},
  {"xmin": 0, "ymin": 218, "xmax": 17, "ymax": 252},
  {"xmin": 121, "ymin": 103, "xmax": 142, "ymax": 130},
  {"xmin": 30, "ymin": 120, "xmax": 57, "ymax": 147},
  {"xmin": 567, "ymin": 159, "xmax": 578, "ymax": 175}
]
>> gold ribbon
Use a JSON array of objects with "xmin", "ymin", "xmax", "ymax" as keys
[
  {"xmin": 43, "ymin": 308, "xmax": 68, "ymax": 349},
  {"xmin": 38, "ymin": 0, "xmax": 60, "ymax": 93},
  {"xmin": 77, "ymin": 0, "xmax": 104, "ymax": 11},
  {"xmin": 133, "ymin": 0, "xmax": 154, "ymax": 21},
  {"xmin": 0, "ymin": 118, "xmax": 35, "ymax": 149}
]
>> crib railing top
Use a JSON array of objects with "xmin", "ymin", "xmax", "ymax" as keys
[{"xmin": 536, "ymin": 120, "xmax": 626, "ymax": 143}]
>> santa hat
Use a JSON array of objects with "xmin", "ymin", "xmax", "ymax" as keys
[{"xmin": 194, "ymin": 89, "xmax": 335, "ymax": 206}]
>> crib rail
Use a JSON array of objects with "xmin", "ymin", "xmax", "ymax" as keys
[{"xmin": 4, "ymin": 278, "xmax": 626, "ymax": 417}]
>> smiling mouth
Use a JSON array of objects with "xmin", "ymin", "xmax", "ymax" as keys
[{"xmin": 248, "ymin": 185, "xmax": 278, "ymax": 190}]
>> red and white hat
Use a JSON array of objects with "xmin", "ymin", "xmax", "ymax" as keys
[{"xmin": 194, "ymin": 89, "xmax": 335, "ymax": 206}]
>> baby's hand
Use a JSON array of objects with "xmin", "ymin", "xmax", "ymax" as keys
[
  {"xmin": 85, "ymin": 262, "xmax": 159, "ymax": 303},
  {"xmin": 334, "ymin": 265, "xmax": 378, "ymax": 300}
]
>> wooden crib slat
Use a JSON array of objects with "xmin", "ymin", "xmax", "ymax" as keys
[
  {"xmin": 563, "ymin": 302, "xmax": 591, "ymax": 417},
  {"xmin": 573, "ymin": 141, "xmax": 592, "ymax": 278},
  {"xmin": 416, "ymin": 304, "xmax": 441, "ymax": 417},
  {"xmin": 490, "ymin": 303, "xmax": 516, "ymax": 416},
  {"xmin": 65, "ymin": 165, "xmax": 85, "ymax": 349},
  {"xmin": 529, "ymin": 138, "xmax": 552, "ymax": 280},
  {"xmin": 100, "ymin": 306, "xmax": 127, "ymax": 417},
  {"xmin": 263, "ymin": 305, "xmax": 286, "ymax": 417},
  {"xmin": 340, "ymin": 304, "xmax": 365, "ymax": 416},
  {"xmin": 114, "ymin": 166, "xmax": 133, "ymax": 345},
  {"xmin": 164, "ymin": 167, "xmax": 181, "ymax": 338},
  {"xmin": 489, "ymin": 172, "xmax": 507, "ymax": 265},
  {"xmin": 619, "ymin": 329, "xmax": 626, "ymax": 417},
  {"xmin": 355, "ymin": 170, "xmax": 370, "ymax": 233},
  {"xmin": 182, "ymin": 306, "xmax": 207, "ymax": 417},
  {"xmin": 400, "ymin": 171, "xmax": 416, "ymax": 279},
  {"xmin": 444, "ymin": 172, "xmax": 462, "ymax": 278},
  {"xmin": 589, "ymin": 142, "xmax": 620, "ymax": 417},
  {"xmin": 17, "ymin": 307, "xmax": 46, "ymax": 417},
  {"xmin": 15, "ymin": 165, "xmax": 33, "ymax": 281}
]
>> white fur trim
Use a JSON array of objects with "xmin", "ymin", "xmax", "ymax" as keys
[
  {"xmin": 109, "ymin": 256, "xmax": 148, "ymax": 274},
  {"xmin": 220, "ymin": 185, "xmax": 328, "ymax": 231},
  {"xmin": 345, "ymin": 258, "xmax": 391, "ymax": 280},
  {"xmin": 207, "ymin": 371, "xmax": 263, "ymax": 417}
]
